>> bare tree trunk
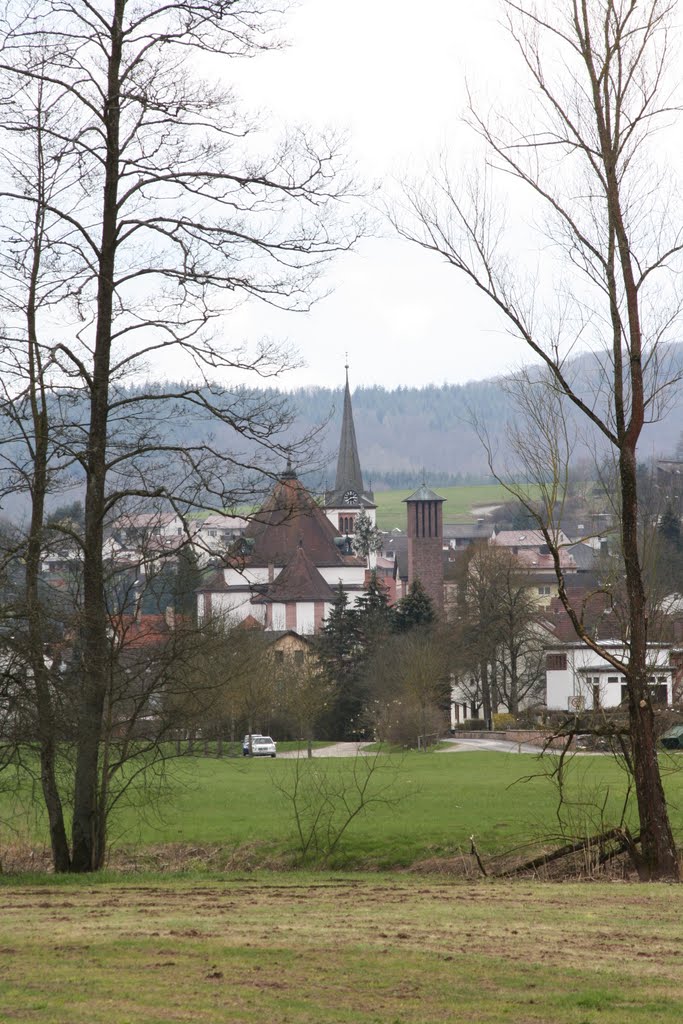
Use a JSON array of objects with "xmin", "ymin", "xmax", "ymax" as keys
[
  {"xmin": 23, "ymin": 101, "xmax": 71, "ymax": 874},
  {"xmin": 620, "ymin": 447, "xmax": 678, "ymax": 879},
  {"xmin": 394, "ymin": 0, "xmax": 682, "ymax": 881},
  {"xmin": 71, "ymin": 1, "xmax": 123, "ymax": 873}
]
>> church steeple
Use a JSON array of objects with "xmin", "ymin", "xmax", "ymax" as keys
[
  {"xmin": 334, "ymin": 364, "xmax": 364, "ymax": 496},
  {"xmin": 323, "ymin": 365, "xmax": 376, "ymax": 530}
]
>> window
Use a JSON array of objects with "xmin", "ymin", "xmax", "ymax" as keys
[
  {"xmin": 538, "ymin": 585, "xmax": 551, "ymax": 596},
  {"xmin": 293, "ymin": 650, "xmax": 305, "ymax": 665},
  {"xmin": 273, "ymin": 651, "xmax": 284, "ymax": 663},
  {"xmin": 607, "ymin": 676, "xmax": 618, "ymax": 683},
  {"xmin": 546, "ymin": 653, "xmax": 567, "ymax": 671}
]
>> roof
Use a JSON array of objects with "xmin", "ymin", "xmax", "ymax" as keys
[
  {"xmin": 512, "ymin": 547, "xmax": 577, "ymax": 571},
  {"xmin": 404, "ymin": 484, "xmax": 446, "ymax": 503},
  {"xmin": 325, "ymin": 370, "xmax": 375, "ymax": 508},
  {"xmin": 381, "ymin": 532, "xmax": 409, "ymax": 579},
  {"xmin": 492, "ymin": 529, "xmax": 571, "ymax": 548},
  {"xmin": 253, "ymin": 544, "xmax": 336, "ymax": 603},
  {"xmin": 334, "ymin": 368, "xmax": 364, "ymax": 495},
  {"xmin": 242, "ymin": 470, "xmax": 364, "ymax": 568},
  {"xmin": 443, "ymin": 523, "xmax": 493, "ymax": 540},
  {"xmin": 199, "ymin": 514, "xmax": 247, "ymax": 531},
  {"xmin": 567, "ymin": 541, "xmax": 598, "ymax": 571}
]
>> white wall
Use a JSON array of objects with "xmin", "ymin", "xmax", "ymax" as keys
[
  {"xmin": 296, "ymin": 602, "xmax": 315, "ymax": 634},
  {"xmin": 546, "ymin": 644, "xmax": 673, "ymax": 710},
  {"xmin": 208, "ymin": 592, "xmax": 266, "ymax": 626}
]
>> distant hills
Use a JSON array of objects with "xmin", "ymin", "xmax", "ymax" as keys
[
  {"xmin": 3, "ymin": 345, "xmax": 683, "ymax": 522},
  {"xmin": 293, "ymin": 346, "xmax": 683, "ymax": 489}
]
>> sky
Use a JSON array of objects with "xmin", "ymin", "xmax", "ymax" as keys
[{"xmin": 220, "ymin": 0, "xmax": 536, "ymax": 391}]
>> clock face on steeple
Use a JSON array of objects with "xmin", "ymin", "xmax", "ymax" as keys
[{"xmin": 343, "ymin": 489, "xmax": 359, "ymax": 505}]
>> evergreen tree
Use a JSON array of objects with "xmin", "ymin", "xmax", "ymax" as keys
[
  {"xmin": 658, "ymin": 504, "xmax": 682, "ymax": 550},
  {"xmin": 314, "ymin": 584, "xmax": 365, "ymax": 740},
  {"xmin": 394, "ymin": 578, "xmax": 435, "ymax": 632},
  {"xmin": 355, "ymin": 570, "xmax": 395, "ymax": 645},
  {"xmin": 352, "ymin": 509, "xmax": 382, "ymax": 562}
]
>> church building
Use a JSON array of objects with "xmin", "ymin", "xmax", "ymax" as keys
[{"xmin": 196, "ymin": 371, "xmax": 373, "ymax": 634}]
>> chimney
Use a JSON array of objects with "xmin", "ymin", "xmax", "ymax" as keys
[{"xmin": 268, "ymin": 561, "xmax": 274, "ymax": 583}]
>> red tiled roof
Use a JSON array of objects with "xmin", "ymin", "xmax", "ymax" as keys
[
  {"xmin": 241, "ymin": 473, "xmax": 363, "ymax": 568},
  {"xmin": 253, "ymin": 545, "xmax": 336, "ymax": 603},
  {"xmin": 540, "ymin": 591, "xmax": 615, "ymax": 643}
]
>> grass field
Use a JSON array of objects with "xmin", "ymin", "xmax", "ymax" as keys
[
  {"xmin": 0, "ymin": 873, "xmax": 681, "ymax": 1023},
  {"xmin": 372, "ymin": 484, "xmax": 516, "ymax": 530},
  {"xmin": 4, "ymin": 750, "xmax": 683, "ymax": 870}
]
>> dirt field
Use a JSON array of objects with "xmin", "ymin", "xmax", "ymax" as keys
[{"xmin": 0, "ymin": 874, "xmax": 681, "ymax": 1023}]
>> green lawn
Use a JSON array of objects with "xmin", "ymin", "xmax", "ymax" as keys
[
  {"xmin": 0, "ymin": 874, "xmax": 681, "ymax": 1023},
  {"xmin": 373, "ymin": 483, "xmax": 520, "ymax": 530},
  {"xmin": 4, "ymin": 749, "xmax": 682, "ymax": 869}
]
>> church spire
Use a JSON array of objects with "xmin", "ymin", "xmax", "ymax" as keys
[{"xmin": 334, "ymin": 366, "xmax": 364, "ymax": 494}]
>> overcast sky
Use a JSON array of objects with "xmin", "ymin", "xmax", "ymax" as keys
[{"xmin": 221, "ymin": 0, "xmax": 537, "ymax": 391}]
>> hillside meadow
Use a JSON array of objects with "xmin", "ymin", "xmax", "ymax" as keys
[
  {"xmin": 3, "ymin": 750, "xmax": 683, "ymax": 871},
  {"xmin": 373, "ymin": 484, "xmax": 512, "ymax": 531}
]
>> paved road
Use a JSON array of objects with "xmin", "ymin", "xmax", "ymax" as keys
[
  {"xmin": 277, "ymin": 742, "xmax": 369, "ymax": 759},
  {"xmin": 277, "ymin": 738, "xmax": 545, "ymax": 758},
  {"xmin": 438, "ymin": 737, "xmax": 545, "ymax": 755}
]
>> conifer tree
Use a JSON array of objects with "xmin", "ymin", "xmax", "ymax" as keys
[
  {"xmin": 314, "ymin": 585, "xmax": 365, "ymax": 739},
  {"xmin": 394, "ymin": 579, "xmax": 435, "ymax": 633}
]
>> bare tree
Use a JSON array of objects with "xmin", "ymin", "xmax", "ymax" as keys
[
  {"xmin": 365, "ymin": 628, "xmax": 451, "ymax": 748},
  {"xmin": 394, "ymin": 0, "xmax": 682, "ymax": 878},
  {"xmin": 0, "ymin": 0, "xmax": 360, "ymax": 871},
  {"xmin": 455, "ymin": 542, "xmax": 545, "ymax": 718},
  {"xmin": 277, "ymin": 647, "xmax": 332, "ymax": 758}
]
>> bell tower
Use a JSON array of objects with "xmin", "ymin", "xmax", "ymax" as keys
[
  {"xmin": 404, "ymin": 484, "xmax": 446, "ymax": 613},
  {"xmin": 324, "ymin": 365, "xmax": 376, "ymax": 536}
]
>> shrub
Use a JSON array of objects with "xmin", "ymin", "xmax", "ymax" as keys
[
  {"xmin": 456, "ymin": 718, "xmax": 488, "ymax": 732},
  {"xmin": 492, "ymin": 713, "xmax": 516, "ymax": 730}
]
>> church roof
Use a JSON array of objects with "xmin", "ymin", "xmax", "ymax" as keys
[
  {"xmin": 325, "ymin": 369, "xmax": 376, "ymax": 508},
  {"xmin": 240, "ymin": 469, "xmax": 363, "ymax": 568},
  {"xmin": 335, "ymin": 367, "xmax": 364, "ymax": 493},
  {"xmin": 404, "ymin": 484, "xmax": 446, "ymax": 503},
  {"xmin": 253, "ymin": 544, "xmax": 336, "ymax": 603}
]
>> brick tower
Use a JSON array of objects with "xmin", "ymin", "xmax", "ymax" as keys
[{"xmin": 404, "ymin": 484, "xmax": 446, "ymax": 613}]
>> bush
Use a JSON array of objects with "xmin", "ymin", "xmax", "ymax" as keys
[
  {"xmin": 456, "ymin": 718, "xmax": 489, "ymax": 732},
  {"xmin": 374, "ymin": 700, "xmax": 447, "ymax": 749},
  {"xmin": 492, "ymin": 713, "xmax": 516, "ymax": 730}
]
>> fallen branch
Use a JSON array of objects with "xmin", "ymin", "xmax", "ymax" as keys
[
  {"xmin": 469, "ymin": 834, "xmax": 488, "ymax": 877},
  {"xmin": 498, "ymin": 826, "xmax": 626, "ymax": 877}
]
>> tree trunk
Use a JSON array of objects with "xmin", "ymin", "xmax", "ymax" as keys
[
  {"xmin": 24, "ymin": 142, "xmax": 71, "ymax": 873},
  {"xmin": 71, "ymin": 2, "xmax": 124, "ymax": 873},
  {"xmin": 620, "ymin": 447, "xmax": 679, "ymax": 880}
]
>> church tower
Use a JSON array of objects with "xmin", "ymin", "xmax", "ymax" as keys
[
  {"xmin": 404, "ymin": 484, "xmax": 446, "ymax": 613},
  {"xmin": 324, "ymin": 366, "xmax": 376, "ymax": 537}
]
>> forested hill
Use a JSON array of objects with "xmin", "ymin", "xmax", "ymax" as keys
[
  {"xmin": 3, "ymin": 355, "xmax": 683, "ymax": 520},
  {"xmin": 290, "ymin": 357, "xmax": 683, "ymax": 487},
  {"xmin": 289, "ymin": 379, "xmax": 509, "ymax": 487}
]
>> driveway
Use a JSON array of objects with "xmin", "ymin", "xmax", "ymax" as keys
[
  {"xmin": 278, "ymin": 738, "xmax": 545, "ymax": 758},
  {"xmin": 277, "ymin": 742, "xmax": 370, "ymax": 759},
  {"xmin": 439, "ymin": 737, "xmax": 545, "ymax": 755}
]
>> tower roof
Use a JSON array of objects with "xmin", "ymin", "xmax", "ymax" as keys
[
  {"xmin": 335, "ymin": 367, "xmax": 364, "ymax": 494},
  {"xmin": 325, "ymin": 368, "xmax": 375, "ymax": 509},
  {"xmin": 404, "ymin": 484, "xmax": 446, "ymax": 503},
  {"xmin": 253, "ymin": 544, "xmax": 336, "ymax": 603}
]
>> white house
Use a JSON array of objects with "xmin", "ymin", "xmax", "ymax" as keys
[{"xmin": 545, "ymin": 640, "xmax": 674, "ymax": 711}]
